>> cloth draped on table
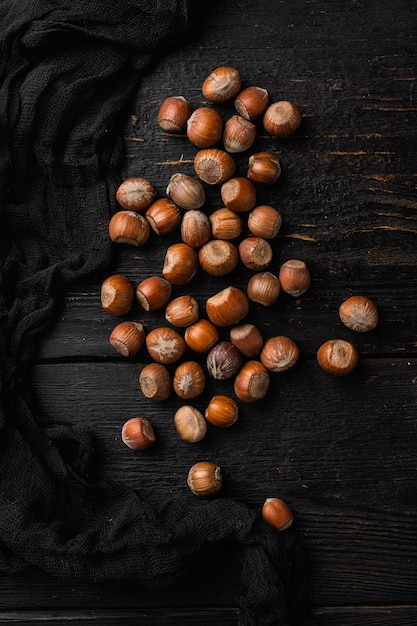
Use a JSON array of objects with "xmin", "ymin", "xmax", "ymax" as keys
[{"xmin": 0, "ymin": 1, "xmax": 316, "ymax": 624}]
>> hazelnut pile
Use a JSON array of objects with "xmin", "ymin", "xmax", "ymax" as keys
[{"xmin": 100, "ymin": 66, "xmax": 378, "ymax": 524}]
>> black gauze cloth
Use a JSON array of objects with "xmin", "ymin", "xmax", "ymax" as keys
[{"xmin": 0, "ymin": 2, "xmax": 317, "ymax": 624}]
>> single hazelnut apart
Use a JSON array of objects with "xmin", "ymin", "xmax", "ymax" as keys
[
  {"xmin": 247, "ymin": 205, "xmax": 282, "ymax": 239},
  {"xmin": 187, "ymin": 461, "xmax": 222, "ymax": 496},
  {"xmin": 198, "ymin": 239, "xmax": 239, "ymax": 277},
  {"xmin": 157, "ymin": 95, "xmax": 192, "ymax": 133},
  {"xmin": 187, "ymin": 107, "xmax": 223, "ymax": 148},
  {"xmin": 317, "ymin": 339, "xmax": 359, "ymax": 376},
  {"xmin": 139, "ymin": 363, "xmax": 172, "ymax": 402},
  {"xmin": 181, "ymin": 210, "xmax": 211, "ymax": 249},
  {"xmin": 162, "ymin": 242, "xmax": 199, "ymax": 285},
  {"xmin": 339, "ymin": 295, "xmax": 378, "ymax": 333},
  {"xmin": 109, "ymin": 321, "xmax": 145, "ymax": 357},
  {"xmin": 220, "ymin": 177, "xmax": 256, "ymax": 213},
  {"xmin": 165, "ymin": 295, "xmax": 199, "ymax": 328},
  {"xmin": 262, "ymin": 497, "xmax": 294, "ymax": 531},
  {"xmin": 145, "ymin": 198, "xmax": 181, "ymax": 236},
  {"xmin": 108, "ymin": 210, "xmax": 151, "ymax": 246},
  {"xmin": 230, "ymin": 324, "xmax": 264, "ymax": 358},
  {"xmin": 202, "ymin": 66, "xmax": 242, "ymax": 103},
  {"xmin": 239, "ymin": 236, "xmax": 273, "ymax": 271},
  {"xmin": 223, "ymin": 115, "xmax": 257, "ymax": 153},
  {"xmin": 247, "ymin": 152, "xmax": 281, "ymax": 185},
  {"xmin": 278, "ymin": 259, "xmax": 311, "ymax": 297},
  {"xmin": 247, "ymin": 271, "xmax": 281, "ymax": 306},
  {"xmin": 184, "ymin": 318, "xmax": 219, "ymax": 354},
  {"xmin": 263, "ymin": 100, "xmax": 302, "ymax": 138},
  {"xmin": 260, "ymin": 336, "xmax": 300, "ymax": 373},
  {"xmin": 174, "ymin": 405, "xmax": 207, "ymax": 443},
  {"xmin": 136, "ymin": 275, "xmax": 172, "ymax": 312},
  {"xmin": 121, "ymin": 417, "xmax": 156, "ymax": 451},
  {"xmin": 173, "ymin": 361, "xmax": 206, "ymax": 399},
  {"xmin": 101, "ymin": 274, "xmax": 134, "ymax": 316},
  {"xmin": 145, "ymin": 326, "xmax": 186, "ymax": 365},
  {"xmin": 234, "ymin": 360, "xmax": 270, "ymax": 402},
  {"xmin": 205, "ymin": 395, "xmax": 239, "ymax": 428},
  {"xmin": 194, "ymin": 148, "xmax": 236, "ymax": 185},
  {"xmin": 234, "ymin": 86, "xmax": 270, "ymax": 120},
  {"xmin": 206, "ymin": 341, "xmax": 242, "ymax": 380},
  {"xmin": 116, "ymin": 177, "xmax": 156, "ymax": 211},
  {"xmin": 166, "ymin": 173, "xmax": 206, "ymax": 210},
  {"xmin": 209, "ymin": 207, "xmax": 242, "ymax": 240},
  {"xmin": 206, "ymin": 286, "xmax": 249, "ymax": 327}
]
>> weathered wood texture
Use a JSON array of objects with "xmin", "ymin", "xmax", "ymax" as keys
[{"xmin": 2, "ymin": 0, "xmax": 416, "ymax": 624}]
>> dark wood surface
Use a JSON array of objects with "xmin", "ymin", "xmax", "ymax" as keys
[{"xmin": 2, "ymin": 0, "xmax": 417, "ymax": 624}]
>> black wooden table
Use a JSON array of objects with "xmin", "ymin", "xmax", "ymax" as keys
[{"xmin": 1, "ymin": 0, "xmax": 416, "ymax": 624}]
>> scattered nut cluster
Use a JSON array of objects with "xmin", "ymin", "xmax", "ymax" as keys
[{"xmin": 100, "ymin": 66, "xmax": 378, "ymax": 521}]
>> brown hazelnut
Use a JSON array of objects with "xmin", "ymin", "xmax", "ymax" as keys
[
  {"xmin": 206, "ymin": 341, "xmax": 242, "ymax": 380},
  {"xmin": 145, "ymin": 198, "xmax": 181, "ymax": 236},
  {"xmin": 139, "ymin": 363, "xmax": 172, "ymax": 401},
  {"xmin": 145, "ymin": 326, "xmax": 186, "ymax": 364},
  {"xmin": 317, "ymin": 339, "xmax": 359, "ymax": 376},
  {"xmin": 136, "ymin": 276, "xmax": 172, "ymax": 312},
  {"xmin": 230, "ymin": 324, "xmax": 264, "ymax": 358},
  {"xmin": 101, "ymin": 274, "xmax": 134, "ymax": 316},
  {"xmin": 239, "ymin": 236, "xmax": 273, "ymax": 271},
  {"xmin": 121, "ymin": 417, "xmax": 156, "ymax": 450},
  {"xmin": 166, "ymin": 173, "xmax": 206, "ymax": 210},
  {"xmin": 262, "ymin": 497, "xmax": 294, "ymax": 531},
  {"xmin": 247, "ymin": 152, "xmax": 281, "ymax": 185},
  {"xmin": 247, "ymin": 271, "xmax": 281, "ymax": 306},
  {"xmin": 173, "ymin": 360, "xmax": 206, "ymax": 399},
  {"xmin": 234, "ymin": 360, "xmax": 270, "ymax": 402},
  {"xmin": 181, "ymin": 210, "xmax": 212, "ymax": 249},
  {"xmin": 198, "ymin": 239, "xmax": 239, "ymax": 276},
  {"xmin": 278, "ymin": 259, "xmax": 311, "ymax": 297},
  {"xmin": 162, "ymin": 242, "xmax": 199, "ymax": 285},
  {"xmin": 109, "ymin": 321, "xmax": 145, "ymax": 357},
  {"xmin": 260, "ymin": 336, "xmax": 300, "ymax": 373},
  {"xmin": 209, "ymin": 207, "xmax": 242, "ymax": 240},
  {"xmin": 206, "ymin": 286, "xmax": 249, "ymax": 327},
  {"xmin": 205, "ymin": 395, "xmax": 239, "ymax": 428},
  {"xmin": 194, "ymin": 148, "xmax": 236, "ymax": 185},
  {"xmin": 184, "ymin": 319, "xmax": 220, "ymax": 354},
  {"xmin": 174, "ymin": 405, "xmax": 207, "ymax": 443},
  {"xmin": 339, "ymin": 295, "xmax": 378, "ymax": 332},
  {"xmin": 187, "ymin": 107, "xmax": 223, "ymax": 148},
  {"xmin": 116, "ymin": 177, "xmax": 156, "ymax": 211},
  {"xmin": 165, "ymin": 295, "xmax": 199, "ymax": 328},
  {"xmin": 220, "ymin": 177, "xmax": 256, "ymax": 213},
  {"xmin": 108, "ymin": 210, "xmax": 151, "ymax": 246},
  {"xmin": 247, "ymin": 205, "xmax": 282, "ymax": 239},
  {"xmin": 223, "ymin": 115, "xmax": 256, "ymax": 153},
  {"xmin": 157, "ymin": 95, "xmax": 192, "ymax": 133},
  {"xmin": 202, "ymin": 66, "xmax": 242, "ymax": 103},
  {"xmin": 187, "ymin": 461, "xmax": 222, "ymax": 496},
  {"xmin": 234, "ymin": 86, "xmax": 270, "ymax": 120},
  {"xmin": 263, "ymin": 100, "xmax": 302, "ymax": 137}
]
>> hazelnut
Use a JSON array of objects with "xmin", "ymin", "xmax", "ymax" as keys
[
  {"xmin": 223, "ymin": 115, "xmax": 256, "ymax": 153},
  {"xmin": 181, "ymin": 210, "xmax": 211, "ymax": 249},
  {"xmin": 173, "ymin": 360, "xmax": 206, "ymax": 399},
  {"xmin": 187, "ymin": 461, "xmax": 222, "ymax": 496},
  {"xmin": 247, "ymin": 271, "xmax": 281, "ymax": 306},
  {"xmin": 247, "ymin": 151, "xmax": 281, "ymax": 185},
  {"xmin": 247, "ymin": 205, "xmax": 282, "ymax": 239},
  {"xmin": 206, "ymin": 341, "xmax": 242, "ymax": 380},
  {"xmin": 145, "ymin": 198, "xmax": 181, "ymax": 236},
  {"xmin": 162, "ymin": 242, "xmax": 199, "ymax": 285},
  {"xmin": 145, "ymin": 326, "xmax": 186, "ymax": 364},
  {"xmin": 139, "ymin": 363, "xmax": 172, "ymax": 401},
  {"xmin": 263, "ymin": 100, "xmax": 302, "ymax": 137},
  {"xmin": 220, "ymin": 177, "xmax": 256, "ymax": 213},
  {"xmin": 109, "ymin": 321, "xmax": 145, "ymax": 357},
  {"xmin": 187, "ymin": 107, "xmax": 223, "ymax": 148},
  {"xmin": 184, "ymin": 319, "xmax": 219, "ymax": 354},
  {"xmin": 165, "ymin": 295, "xmax": 199, "ymax": 328},
  {"xmin": 239, "ymin": 236, "xmax": 273, "ymax": 271},
  {"xmin": 108, "ymin": 210, "xmax": 151, "ymax": 246},
  {"xmin": 194, "ymin": 148, "xmax": 236, "ymax": 185},
  {"xmin": 157, "ymin": 95, "xmax": 192, "ymax": 133},
  {"xmin": 209, "ymin": 207, "xmax": 242, "ymax": 240},
  {"xmin": 230, "ymin": 324, "xmax": 264, "ymax": 358},
  {"xmin": 206, "ymin": 286, "xmax": 249, "ymax": 327},
  {"xmin": 262, "ymin": 497, "xmax": 294, "ymax": 531},
  {"xmin": 202, "ymin": 66, "xmax": 241, "ymax": 103},
  {"xmin": 116, "ymin": 177, "xmax": 156, "ymax": 211},
  {"xmin": 260, "ymin": 336, "xmax": 300, "ymax": 373},
  {"xmin": 136, "ymin": 276, "xmax": 172, "ymax": 312},
  {"xmin": 234, "ymin": 86, "xmax": 269, "ymax": 120},
  {"xmin": 101, "ymin": 274, "xmax": 134, "ymax": 316},
  {"xmin": 234, "ymin": 360, "xmax": 270, "ymax": 402},
  {"xmin": 166, "ymin": 173, "xmax": 206, "ymax": 210},
  {"xmin": 317, "ymin": 339, "xmax": 359, "ymax": 376},
  {"xmin": 205, "ymin": 395, "xmax": 239, "ymax": 428},
  {"xmin": 339, "ymin": 295, "xmax": 378, "ymax": 332},
  {"xmin": 121, "ymin": 417, "xmax": 156, "ymax": 450},
  {"xmin": 198, "ymin": 239, "xmax": 239, "ymax": 276},
  {"xmin": 278, "ymin": 259, "xmax": 311, "ymax": 297},
  {"xmin": 174, "ymin": 405, "xmax": 207, "ymax": 443}
]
